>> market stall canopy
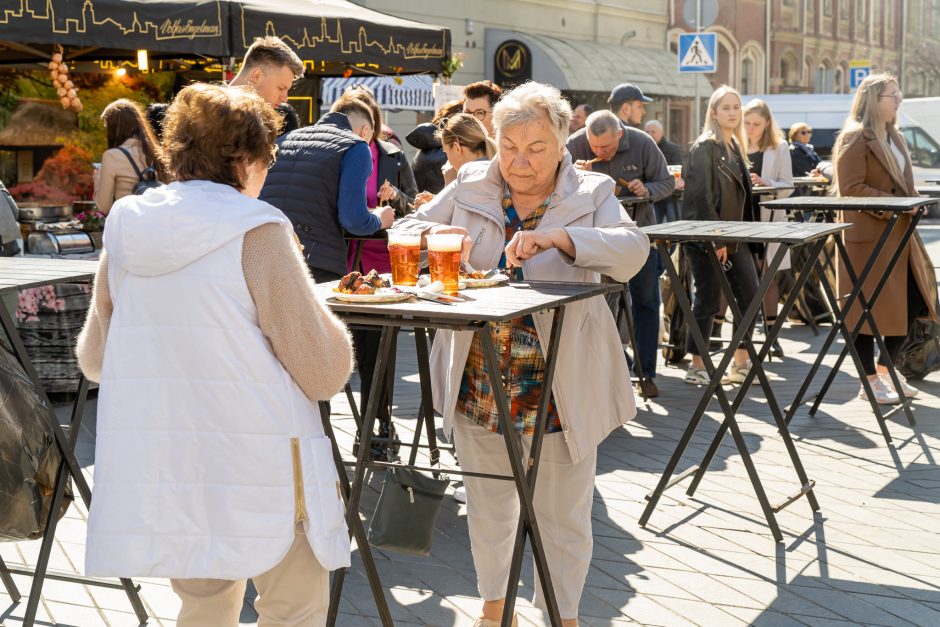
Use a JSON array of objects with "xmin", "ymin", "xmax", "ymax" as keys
[
  {"xmin": 485, "ymin": 29, "xmax": 711, "ymax": 98},
  {"xmin": 321, "ymin": 74, "xmax": 434, "ymax": 111},
  {"xmin": 0, "ymin": 99, "xmax": 77, "ymax": 149},
  {"xmin": 0, "ymin": 0, "xmax": 449, "ymax": 74}
]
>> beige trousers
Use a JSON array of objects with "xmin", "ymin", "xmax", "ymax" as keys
[
  {"xmin": 170, "ymin": 527, "xmax": 329, "ymax": 627},
  {"xmin": 453, "ymin": 413, "xmax": 597, "ymax": 620}
]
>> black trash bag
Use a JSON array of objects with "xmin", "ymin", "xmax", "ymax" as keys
[
  {"xmin": 895, "ymin": 319, "xmax": 940, "ymax": 381},
  {"xmin": 0, "ymin": 344, "xmax": 73, "ymax": 541}
]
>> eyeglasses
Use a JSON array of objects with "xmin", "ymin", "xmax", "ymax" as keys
[
  {"xmin": 879, "ymin": 91, "xmax": 903, "ymax": 103},
  {"xmin": 465, "ymin": 108, "xmax": 491, "ymax": 121},
  {"xmin": 799, "ymin": 130, "xmax": 813, "ymax": 136}
]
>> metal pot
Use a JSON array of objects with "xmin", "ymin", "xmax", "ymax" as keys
[
  {"xmin": 26, "ymin": 230, "xmax": 95, "ymax": 255},
  {"xmin": 17, "ymin": 203, "xmax": 72, "ymax": 222}
]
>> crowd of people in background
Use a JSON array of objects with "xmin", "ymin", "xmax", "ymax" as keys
[{"xmin": 76, "ymin": 34, "xmax": 940, "ymax": 627}]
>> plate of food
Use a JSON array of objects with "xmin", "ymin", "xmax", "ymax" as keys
[
  {"xmin": 331, "ymin": 270, "xmax": 413, "ymax": 303},
  {"xmin": 459, "ymin": 269, "xmax": 510, "ymax": 288}
]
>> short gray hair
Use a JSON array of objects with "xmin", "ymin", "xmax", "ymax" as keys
[
  {"xmin": 644, "ymin": 119, "xmax": 664, "ymax": 133},
  {"xmin": 586, "ymin": 110, "xmax": 621, "ymax": 137},
  {"xmin": 492, "ymin": 82, "xmax": 572, "ymax": 149}
]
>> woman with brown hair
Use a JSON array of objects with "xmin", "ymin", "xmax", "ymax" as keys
[
  {"xmin": 833, "ymin": 72, "xmax": 939, "ymax": 403},
  {"xmin": 77, "ymin": 84, "xmax": 353, "ymax": 625},
  {"xmin": 94, "ymin": 98, "xmax": 164, "ymax": 213}
]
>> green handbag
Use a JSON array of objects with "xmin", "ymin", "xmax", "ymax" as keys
[{"xmin": 367, "ymin": 466, "xmax": 449, "ymax": 556}]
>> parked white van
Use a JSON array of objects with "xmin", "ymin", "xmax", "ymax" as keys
[{"xmin": 742, "ymin": 94, "xmax": 940, "ymax": 184}]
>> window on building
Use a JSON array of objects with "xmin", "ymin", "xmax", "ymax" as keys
[
  {"xmin": 841, "ymin": 0, "xmax": 850, "ymax": 18},
  {"xmin": 824, "ymin": 0, "xmax": 833, "ymax": 16},
  {"xmin": 887, "ymin": 0, "xmax": 895, "ymax": 30},
  {"xmin": 742, "ymin": 58, "xmax": 755, "ymax": 94},
  {"xmin": 857, "ymin": 0, "xmax": 866, "ymax": 20},
  {"xmin": 780, "ymin": 54, "xmax": 798, "ymax": 87},
  {"xmin": 834, "ymin": 66, "xmax": 845, "ymax": 93},
  {"xmin": 784, "ymin": 0, "xmax": 796, "ymax": 6},
  {"xmin": 814, "ymin": 63, "xmax": 835, "ymax": 93}
]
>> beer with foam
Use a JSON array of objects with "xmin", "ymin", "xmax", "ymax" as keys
[
  {"xmin": 387, "ymin": 232, "xmax": 421, "ymax": 286},
  {"xmin": 426, "ymin": 234, "xmax": 463, "ymax": 295}
]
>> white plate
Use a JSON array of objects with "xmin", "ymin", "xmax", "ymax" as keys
[
  {"xmin": 330, "ymin": 291, "xmax": 412, "ymax": 304},
  {"xmin": 460, "ymin": 273, "xmax": 510, "ymax": 288}
]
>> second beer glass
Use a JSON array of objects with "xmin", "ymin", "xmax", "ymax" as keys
[
  {"xmin": 388, "ymin": 232, "xmax": 421, "ymax": 286},
  {"xmin": 426, "ymin": 233, "xmax": 462, "ymax": 295}
]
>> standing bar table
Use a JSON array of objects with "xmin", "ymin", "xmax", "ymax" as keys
[
  {"xmin": 761, "ymin": 196, "xmax": 939, "ymax": 445},
  {"xmin": 0, "ymin": 258, "xmax": 148, "ymax": 626},
  {"xmin": 637, "ymin": 221, "xmax": 848, "ymax": 542},
  {"xmin": 317, "ymin": 280, "xmax": 617, "ymax": 627}
]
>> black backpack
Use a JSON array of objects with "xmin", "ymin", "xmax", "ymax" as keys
[{"xmin": 116, "ymin": 146, "xmax": 162, "ymax": 195}]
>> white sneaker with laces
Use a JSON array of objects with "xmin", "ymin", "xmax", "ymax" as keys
[
  {"xmin": 883, "ymin": 373, "xmax": 918, "ymax": 398},
  {"xmin": 452, "ymin": 485, "xmax": 467, "ymax": 503},
  {"xmin": 860, "ymin": 376, "xmax": 900, "ymax": 405}
]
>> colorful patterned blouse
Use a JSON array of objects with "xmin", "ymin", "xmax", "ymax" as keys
[{"xmin": 456, "ymin": 188, "xmax": 562, "ymax": 435}]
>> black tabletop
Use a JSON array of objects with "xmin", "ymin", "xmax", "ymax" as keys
[
  {"xmin": 0, "ymin": 257, "xmax": 98, "ymax": 293},
  {"xmin": 752, "ymin": 185, "xmax": 795, "ymax": 196},
  {"xmin": 618, "ymin": 196, "xmax": 650, "ymax": 207},
  {"xmin": 793, "ymin": 176, "xmax": 830, "ymax": 187},
  {"xmin": 318, "ymin": 280, "xmax": 615, "ymax": 324},
  {"xmin": 760, "ymin": 196, "xmax": 939, "ymax": 211},
  {"xmin": 642, "ymin": 220, "xmax": 849, "ymax": 244}
]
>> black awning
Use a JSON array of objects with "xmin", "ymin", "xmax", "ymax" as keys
[{"xmin": 0, "ymin": 0, "xmax": 450, "ymax": 74}]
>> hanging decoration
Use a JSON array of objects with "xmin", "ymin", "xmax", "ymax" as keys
[{"xmin": 48, "ymin": 46, "xmax": 82, "ymax": 113}]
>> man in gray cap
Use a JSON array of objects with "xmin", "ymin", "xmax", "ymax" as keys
[
  {"xmin": 567, "ymin": 109, "xmax": 673, "ymax": 398},
  {"xmin": 608, "ymin": 83, "xmax": 653, "ymax": 128}
]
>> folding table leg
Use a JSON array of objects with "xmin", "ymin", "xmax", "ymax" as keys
[
  {"xmin": 324, "ymin": 325, "xmax": 395, "ymax": 627},
  {"xmin": 639, "ymin": 242, "xmax": 784, "ymax": 541},
  {"xmin": 413, "ymin": 328, "xmax": 439, "ymax": 467},
  {"xmin": 478, "ymin": 325, "xmax": 564, "ymax": 627},
  {"xmin": 810, "ymin": 210, "xmax": 924, "ymax": 426},
  {"xmin": 617, "ymin": 285, "xmax": 648, "ymax": 399},
  {"xmin": 686, "ymin": 243, "xmax": 822, "ymax": 516},
  {"xmin": 317, "ymin": 402, "xmax": 390, "ymax": 627},
  {"xmin": 495, "ymin": 307, "xmax": 567, "ymax": 627},
  {"xmin": 0, "ymin": 556, "xmax": 21, "ymax": 602}
]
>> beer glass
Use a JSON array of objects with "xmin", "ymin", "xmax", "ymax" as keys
[
  {"xmin": 667, "ymin": 165, "xmax": 682, "ymax": 181},
  {"xmin": 426, "ymin": 233, "xmax": 463, "ymax": 295},
  {"xmin": 387, "ymin": 232, "xmax": 421, "ymax": 286}
]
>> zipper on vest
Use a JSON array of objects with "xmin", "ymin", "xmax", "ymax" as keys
[{"xmin": 290, "ymin": 437, "xmax": 308, "ymax": 524}]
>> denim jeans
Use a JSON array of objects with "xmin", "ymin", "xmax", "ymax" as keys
[
  {"xmin": 607, "ymin": 248, "xmax": 661, "ymax": 378},
  {"xmin": 685, "ymin": 245, "xmax": 760, "ymax": 356}
]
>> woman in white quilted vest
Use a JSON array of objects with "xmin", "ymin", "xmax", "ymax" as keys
[{"xmin": 76, "ymin": 83, "xmax": 354, "ymax": 626}]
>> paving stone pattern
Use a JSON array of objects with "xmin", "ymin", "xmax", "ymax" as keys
[{"xmin": 3, "ymin": 226, "xmax": 940, "ymax": 626}]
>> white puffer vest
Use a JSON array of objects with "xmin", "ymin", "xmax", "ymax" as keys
[{"xmin": 85, "ymin": 180, "xmax": 349, "ymax": 579}]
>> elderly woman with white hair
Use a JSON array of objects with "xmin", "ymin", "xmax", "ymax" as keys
[{"xmin": 394, "ymin": 82, "xmax": 649, "ymax": 626}]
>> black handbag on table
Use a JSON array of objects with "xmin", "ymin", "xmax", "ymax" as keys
[{"xmin": 367, "ymin": 466, "xmax": 449, "ymax": 557}]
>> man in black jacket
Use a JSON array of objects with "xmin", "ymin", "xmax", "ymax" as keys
[
  {"xmin": 260, "ymin": 97, "xmax": 393, "ymax": 282},
  {"xmin": 567, "ymin": 110, "xmax": 674, "ymax": 398},
  {"xmin": 645, "ymin": 119, "xmax": 684, "ymax": 223}
]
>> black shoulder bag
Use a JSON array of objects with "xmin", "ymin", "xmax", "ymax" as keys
[{"xmin": 116, "ymin": 146, "xmax": 162, "ymax": 195}]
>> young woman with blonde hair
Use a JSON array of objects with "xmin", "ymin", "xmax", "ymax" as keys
[
  {"xmin": 681, "ymin": 85, "xmax": 760, "ymax": 385},
  {"xmin": 743, "ymin": 98, "xmax": 793, "ymax": 357},
  {"xmin": 413, "ymin": 114, "xmax": 497, "ymax": 209},
  {"xmin": 832, "ymin": 72, "xmax": 939, "ymax": 403}
]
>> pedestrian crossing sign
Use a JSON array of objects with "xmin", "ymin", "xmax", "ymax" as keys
[{"xmin": 678, "ymin": 32, "xmax": 717, "ymax": 73}]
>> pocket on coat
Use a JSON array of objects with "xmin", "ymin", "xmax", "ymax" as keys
[{"xmin": 301, "ymin": 436, "xmax": 347, "ymax": 539}]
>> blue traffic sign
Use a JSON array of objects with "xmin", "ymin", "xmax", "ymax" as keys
[
  {"xmin": 678, "ymin": 32, "xmax": 717, "ymax": 74},
  {"xmin": 850, "ymin": 65, "xmax": 871, "ymax": 89}
]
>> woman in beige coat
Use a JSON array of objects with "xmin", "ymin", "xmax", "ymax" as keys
[
  {"xmin": 834, "ymin": 72, "xmax": 939, "ymax": 403},
  {"xmin": 93, "ymin": 99, "xmax": 164, "ymax": 213},
  {"xmin": 395, "ymin": 82, "xmax": 649, "ymax": 627}
]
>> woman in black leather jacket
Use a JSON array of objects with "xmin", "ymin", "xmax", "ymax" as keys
[{"xmin": 682, "ymin": 85, "xmax": 760, "ymax": 386}]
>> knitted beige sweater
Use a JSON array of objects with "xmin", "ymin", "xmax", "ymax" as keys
[{"xmin": 76, "ymin": 222, "xmax": 354, "ymax": 402}]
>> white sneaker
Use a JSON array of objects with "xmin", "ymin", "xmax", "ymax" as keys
[
  {"xmin": 883, "ymin": 373, "xmax": 919, "ymax": 398},
  {"xmin": 722, "ymin": 361, "xmax": 752, "ymax": 384},
  {"xmin": 685, "ymin": 366, "xmax": 710, "ymax": 385},
  {"xmin": 452, "ymin": 485, "xmax": 467, "ymax": 503},
  {"xmin": 860, "ymin": 376, "xmax": 900, "ymax": 405}
]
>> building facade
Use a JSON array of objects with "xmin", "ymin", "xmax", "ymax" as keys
[{"xmin": 669, "ymin": 0, "xmax": 940, "ymax": 97}]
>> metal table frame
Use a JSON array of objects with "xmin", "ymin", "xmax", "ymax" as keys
[
  {"xmin": 0, "ymin": 258, "xmax": 147, "ymax": 626},
  {"xmin": 637, "ymin": 221, "xmax": 848, "ymax": 542},
  {"xmin": 761, "ymin": 197, "xmax": 939, "ymax": 445},
  {"xmin": 317, "ymin": 280, "xmax": 616, "ymax": 627}
]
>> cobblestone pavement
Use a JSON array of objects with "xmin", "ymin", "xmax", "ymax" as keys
[{"xmin": 3, "ymin": 226, "xmax": 940, "ymax": 626}]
